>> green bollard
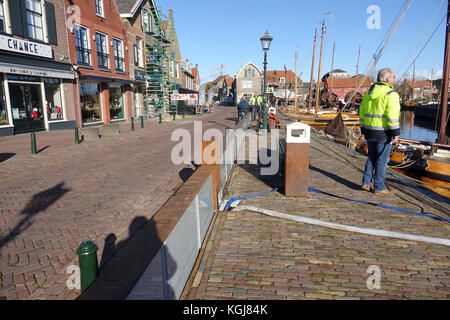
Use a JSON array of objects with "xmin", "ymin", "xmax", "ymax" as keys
[
  {"xmin": 131, "ymin": 117, "xmax": 135, "ymax": 131},
  {"xmin": 31, "ymin": 132, "xmax": 36, "ymax": 155},
  {"xmin": 173, "ymin": 112, "xmax": 176, "ymax": 121},
  {"xmin": 159, "ymin": 113, "xmax": 162, "ymax": 124},
  {"xmin": 76, "ymin": 241, "xmax": 99, "ymax": 292},
  {"xmin": 183, "ymin": 112, "xmax": 185, "ymax": 119},
  {"xmin": 140, "ymin": 116, "xmax": 144, "ymax": 128},
  {"xmin": 75, "ymin": 127, "xmax": 80, "ymax": 145}
]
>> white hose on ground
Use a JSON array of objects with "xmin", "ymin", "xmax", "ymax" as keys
[{"xmin": 232, "ymin": 205, "xmax": 450, "ymax": 247}]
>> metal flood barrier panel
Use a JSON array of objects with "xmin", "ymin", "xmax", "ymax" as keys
[
  {"xmin": 127, "ymin": 115, "xmax": 251, "ymax": 300},
  {"xmin": 127, "ymin": 175, "xmax": 213, "ymax": 300}
]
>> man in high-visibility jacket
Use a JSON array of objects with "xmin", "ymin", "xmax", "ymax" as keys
[
  {"xmin": 256, "ymin": 94, "xmax": 263, "ymax": 119},
  {"xmin": 249, "ymin": 94, "xmax": 257, "ymax": 120},
  {"xmin": 359, "ymin": 68, "xmax": 400, "ymax": 195}
]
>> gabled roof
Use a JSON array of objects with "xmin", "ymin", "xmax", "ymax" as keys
[
  {"xmin": 266, "ymin": 70, "xmax": 302, "ymax": 84},
  {"xmin": 407, "ymin": 80, "xmax": 432, "ymax": 88},
  {"xmin": 326, "ymin": 76, "xmax": 371, "ymax": 88},
  {"xmin": 236, "ymin": 61, "xmax": 262, "ymax": 78},
  {"xmin": 115, "ymin": 0, "xmax": 156, "ymax": 17},
  {"xmin": 225, "ymin": 76, "xmax": 234, "ymax": 87}
]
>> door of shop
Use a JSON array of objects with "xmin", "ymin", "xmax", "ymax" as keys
[{"xmin": 9, "ymin": 83, "xmax": 45, "ymax": 134}]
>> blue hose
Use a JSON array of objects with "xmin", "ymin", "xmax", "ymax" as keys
[
  {"xmin": 308, "ymin": 187, "xmax": 450, "ymax": 223},
  {"xmin": 224, "ymin": 188, "xmax": 279, "ymax": 211}
]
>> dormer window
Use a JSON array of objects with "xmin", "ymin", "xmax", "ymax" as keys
[
  {"xmin": 280, "ymin": 77, "xmax": 286, "ymax": 84},
  {"xmin": 95, "ymin": 0, "xmax": 104, "ymax": 17}
]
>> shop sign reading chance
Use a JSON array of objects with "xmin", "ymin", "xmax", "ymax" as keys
[{"xmin": 0, "ymin": 34, "xmax": 53, "ymax": 59}]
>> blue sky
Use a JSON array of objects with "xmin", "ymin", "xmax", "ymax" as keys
[{"xmin": 160, "ymin": 0, "xmax": 447, "ymax": 84}]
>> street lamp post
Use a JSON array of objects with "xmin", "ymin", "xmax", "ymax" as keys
[{"xmin": 260, "ymin": 31, "xmax": 273, "ymax": 133}]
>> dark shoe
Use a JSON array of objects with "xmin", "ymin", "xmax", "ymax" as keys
[
  {"xmin": 374, "ymin": 188, "xmax": 395, "ymax": 195},
  {"xmin": 361, "ymin": 185, "xmax": 371, "ymax": 191}
]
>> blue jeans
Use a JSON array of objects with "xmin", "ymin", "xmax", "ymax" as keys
[
  {"xmin": 252, "ymin": 106, "xmax": 260, "ymax": 121},
  {"xmin": 362, "ymin": 140, "xmax": 392, "ymax": 191}
]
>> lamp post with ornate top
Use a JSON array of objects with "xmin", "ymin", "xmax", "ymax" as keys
[{"xmin": 260, "ymin": 30, "xmax": 273, "ymax": 133}]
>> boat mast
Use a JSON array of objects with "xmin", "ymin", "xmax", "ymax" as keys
[
  {"xmin": 355, "ymin": 45, "xmax": 361, "ymax": 93},
  {"xmin": 412, "ymin": 60, "xmax": 416, "ymax": 105},
  {"xmin": 437, "ymin": 0, "xmax": 450, "ymax": 143},
  {"xmin": 315, "ymin": 19, "xmax": 327, "ymax": 114},
  {"xmin": 431, "ymin": 68, "xmax": 434, "ymax": 103},
  {"xmin": 308, "ymin": 28, "xmax": 318, "ymax": 113},
  {"xmin": 295, "ymin": 47, "xmax": 298, "ymax": 109},
  {"xmin": 330, "ymin": 41, "xmax": 335, "ymax": 95}
]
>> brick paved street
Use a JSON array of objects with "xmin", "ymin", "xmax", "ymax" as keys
[
  {"xmin": 184, "ymin": 119, "xmax": 450, "ymax": 300},
  {"xmin": 0, "ymin": 106, "xmax": 237, "ymax": 300}
]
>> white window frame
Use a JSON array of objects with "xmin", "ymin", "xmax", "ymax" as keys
[
  {"xmin": 25, "ymin": 0, "xmax": 44, "ymax": 41},
  {"xmin": 95, "ymin": 31, "xmax": 109, "ymax": 69},
  {"xmin": 280, "ymin": 77, "xmax": 286, "ymax": 84},
  {"xmin": 95, "ymin": 0, "xmax": 104, "ymax": 18},
  {"xmin": 74, "ymin": 24, "xmax": 91, "ymax": 66},
  {"xmin": 113, "ymin": 38, "xmax": 124, "ymax": 72},
  {"xmin": 242, "ymin": 80, "xmax": 252, "ymax": 89},
  {"xmin": 135, "ymin": 37, "xmax": 143, "ymax": 68},
  {"xmin": 0, "ymin": 0, "xmax": 6, "ymax": 33}
]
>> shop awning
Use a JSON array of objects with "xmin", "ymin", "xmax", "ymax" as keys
[
  {"xmin": 0, "ymin": 61, "xmax": 74, "ymax": 79},
  {"xmin": 79, "ymin": 75, "xmax": 133, "ymax": 84}
]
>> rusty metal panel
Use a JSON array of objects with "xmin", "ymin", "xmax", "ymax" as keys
[{"xmin": 284, "ymin": 143, "xmax": 310, "ymax": 197}]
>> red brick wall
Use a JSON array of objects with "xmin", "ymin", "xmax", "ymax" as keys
[{"xmin": 64, "ymin": 0, "xmax": 131, "ymax": 125}]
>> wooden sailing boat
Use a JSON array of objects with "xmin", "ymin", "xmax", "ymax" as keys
[
  {"xmin": 318, "ymin": 2, "xmax": 450, "ymax": 198},
  {"xmin": 281, "ymin": 18, "xmax": 360, "ymax": 129}
]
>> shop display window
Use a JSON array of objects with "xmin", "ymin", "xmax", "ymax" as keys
[
  {"xmin": 109, "ymin": 84, "xmax": 124, "ymax": 119},
  {"xmin": 44, "ymin": 78, "xmax": 64, "ymax": 121},
  {"xmin": 80, "ymin": 82, "xmax": 102, "ymax": 123}
]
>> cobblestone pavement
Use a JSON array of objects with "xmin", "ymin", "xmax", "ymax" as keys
[
  {"xmin": 185, "ymin": 121, "xmax": 450, "ymax": 300},
  {"xmin": 0, "ymin": 106, "xmax": 237, "ymax": 300}
]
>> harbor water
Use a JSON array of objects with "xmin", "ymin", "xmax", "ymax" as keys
[{"xmin": 399, "ymin": 110, "xmax": 448, "ymax": 142}]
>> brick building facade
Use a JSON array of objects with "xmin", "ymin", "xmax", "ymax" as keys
[
  {"xmin": 0, "ymin": 0, "xmax": 76, "ymax": 136},
  {"xmin": 65, "ymin": 0, "xmax": 132, "ymax": 127}
]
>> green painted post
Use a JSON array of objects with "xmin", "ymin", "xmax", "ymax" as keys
[
  {"xmin": 131, "ymin": 117, "xmax": 135, "ymax": 131},
  {"xmin": 75, "ymin": 127, "xmax": 80, "ymax": 144},
  {"xmin": 31, "ymin": 132, "xmax": 36, "ymax": 155},
  {"xmin": 140, "ymin": 116, "xmax": 144, "ymax": 128},
  {"xmin": 76, "ymin": 241, "xmax": 99, "ymax": 292},
  {"xmin": 173, "ymin": 112, "xmax": 176, "ymax": 121},
  {"xmin": 183, "ymin": 112, "xmax": 185, "ymax": 119},
  {"xmin": 159, "ymin": 113, "xmax": 162, "ymax": 124}
]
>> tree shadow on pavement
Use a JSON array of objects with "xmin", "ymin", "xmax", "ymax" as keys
[
  {"xmin": 80, "ymin": 216, "xmax": 177, "ymax": 300},
  {"xmin": 0, "ymin": 182, "xmax": 71, "ymax": 251},
  {"xmin": 0, "ymin": 153, "xmax": 15, "ymax": 163}
]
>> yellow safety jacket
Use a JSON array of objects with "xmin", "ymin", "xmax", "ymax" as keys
[
  {"xmin": 359, "ymin": 81, "xmax": 401, "ymax": 142},
  {"xmin": 256, "ymin": 96, "xmax": 263, "ymax": 107},
  {"xmin": 249, "ymin": 96, "xmax": 256, "ymax": 106}
]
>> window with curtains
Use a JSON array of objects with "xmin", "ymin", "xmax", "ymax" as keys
[{"xmin": 25, "ymin": 0, "xmax": 43, "ymax": 41}]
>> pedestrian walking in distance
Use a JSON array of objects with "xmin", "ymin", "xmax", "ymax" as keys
[
  {"xmin": 238, "ymin": 96, "xmax": 248, "ymax": 120},
  {"xmin": 359, "ymin": 68, "xmax": 400, "ymax": 195}
]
